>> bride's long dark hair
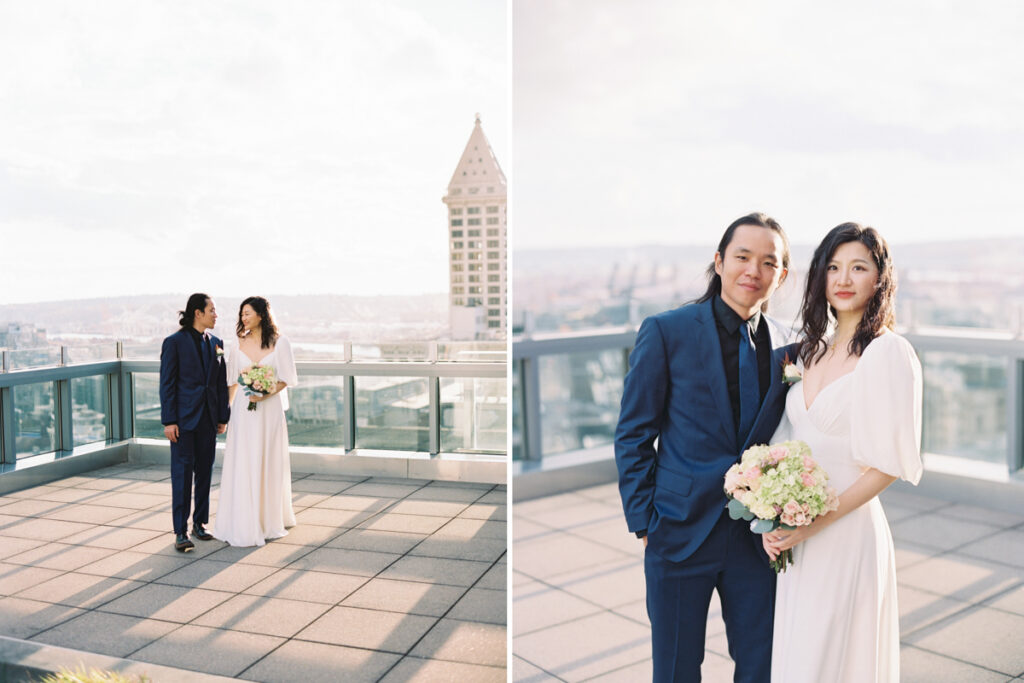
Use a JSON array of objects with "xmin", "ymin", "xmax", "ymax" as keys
[
  {"xmin": 799, "ymin": 223, "xmax": 896, "ymax": 366},
  {"xmin": 236, "ymin": 296, "xmax": 280, "ymax": 349}
]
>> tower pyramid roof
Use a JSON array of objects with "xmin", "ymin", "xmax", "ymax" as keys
[{"xmin": 446, "ymin": 114, "xmax": 506, "ymax": 198}]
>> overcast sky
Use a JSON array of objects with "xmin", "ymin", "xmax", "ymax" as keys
[
  {"xmin": 0, "ymin": 0, "xmax": 507, "ymax": 304},
  {"xmin": 513, "ymin": 0, "xmax": 1024, "ymax": 250}
]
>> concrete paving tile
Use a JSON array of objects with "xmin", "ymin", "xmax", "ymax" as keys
[
  {"xmin": 900, "ymin": 644, "xmax": 1013, "ymax": 683},
  {"xmin": 359, "ymin": 512, "xmax": 451, "ymax": 535},
  {"xmin": 457, "ymin": 503, "xmax": 507, "ymax": 521},
  {"xmin": 957, "ymin": 528, "xmax": 1024, "ymax": 569},
  {"xmin": 898, "ymin": 584, "xmax": 973, "ymax": 635},
  {"xmin": 932, "ymin": 503, "xmax": 1024, "ymax": 529},
  {"xmin": 15, "ymin": 572, "xmax": 145, "ymax": 609},
  {"xmin": 242, "ymin": 639, "xmax": 400, "ymax": 683},
  {"xmin": 379, "ymin": 556, "xmax": 490, "ymax": 587},
  {"xmin": 192, "ymin": 593, "xmax": 331, "ymax": 637},
  {"xmin": 410, "ymin": 618, "xmax": 506, "ymax": 667},
  {"xmin": 898, "ymin": 554, "xmax": 1024, "ymax": 604},
  {"xmin": 31, "ymin": 487, "xmax": 109, "ymax": 505},
  {"xmin": 408, "ymin": 536, "xmax": 507, "ymax": 562},
  {"xmin": 57, "ymin": 525, "xmax": 164, "ymax": 550},
  {"xmin": 97, "ymin": 583, "xmax": 233, "ymax": 623},
  {"xmin": 131, "ymin": 623, "xmax": 285, "ymax": 678},
  {"xmin": 905, "ymin": 605, "xmax": 1024, "ymax": 675},
  {"xmin": 513, "ymin": 655, "xmax": 561, "ymax": 683},
  {"xmin": 570, "ymin": 517, "xmax": 645, "ymax": 556},
  {"xmin": 513, "ymin": 581, "xmax": 602, "ymax": 637},
  {"xmin": 29, "ymin": 610, "xmax": 178, "ymax": 657},
  {"xmin": 77, "ymin": 550, "xmax": 193, "ymax": 581},
  {"xmin": 611, "ymin": 599, "xmax": 650, "ymax": 627},
  {"xmin": 0, "ymin": 498, "xmax": 67, "ymax": 517},
  {"xmin": 5, "ymin": 485, "xmax": 66, "ymax": 500},
  {"xmin": 41, "ymin": 504, "xmax": 138, "ymax": 526},
  {"xmin": 130, "ymin": 533, "xmax": 228, "ymax": 558},
  {"xmin": 294, "ymin": 507, "xmax": 376, "ymax": 528},
  {"xmin": 0, "ymin": 596, "xmax": 84, "ymax": 638},
  {"xmin": 57, "ymin": 476, "xmax": 139, "ymax": 491},
  {"xmin": 380, "ymin": 656, "xmax": 506, "ymax": 683},
  {"xmin": 448, "ymin": 587, "xmax": 505, "ymax": 625},
  {"xmin": 286, "ymin": 547, "xmax": 400, "ymax": 577},
  {"xmin": 369, "ymin": 476, "xmax": 431, "ymax": 486},
  {"xmin": 290, "ymin": 478, "xmax": 359, "ymax": 495},
  {"xmin": 114, "ymin": 467, "xmax": 171, "ymax": 481},
  {"xmin": 154, "ymin": 559, "xmax": 278, "ymax": 592},
  {"xmin": 514, "ymin": 492, "xmax": 590, "ymax": 517},
  {"xmin": 895, "ymin": 540, "xmax": 941, "ymax": 570},
  {"xmin": 514, "ymin": 531, "xmax": 626, "ymax": 581},
  {"xmin": 387, "ymin": 500, "xmax": 470, "ymax": 518},
  {"xmin": 267, "ymin": 523, "xmax": 343, "ymax": 547},
  {"xmin": 477, "ymin": 563, "xmax": 506, "ymax": 590},
  {"xmin": 89, "ymin": 491, "xmax": 167, "ymax": 510},
  {"xmin": 983, "ymin": 583, "xmax": 1024, "ymax": 617},
  {"xmin": 526, "ymin": 500, "xmax": 622, "ymax": 531},
  {"xmin": 586, "ymin": 658, "xmax": 655, "ymax": 682},
  {"xmin": 5, "ymin": 542, "xmax": 111, "ymax": 571},
  {"xmin": 892, "ymin": 515, "xmax": 1002, "ymax": 552},
  {"xmin": 476, "ymin": 490, "xmax": 506, "ymax": 505},
  {"xmin": 343, "ymin": 482, "xmax": 423, "ymax": 498},
  {"xmin": 0, "ymin": 563, "xmax": 64, "ymax": 596},
  {"xmin": 311, "ymin": 494, "xmax": 396, "ymax": 513},
  {"xmin": 512, "ymin": 517, "xmax": 553, "ymax": 543},
  {"xmin": 878, "ymin": 489, "xmax": 948, "ymax": 512},
  {"xmin": 426, "ymin": 480, "xmax": 491, "ymax": 490},
  {"xmin": 107, "ymin": 510, "xmax": 173, "ymax": 532},
  {"xmin": 119, "ymin": 480, "xmax": 173, "ymax": 496},
  {"xmin": 243, "ymin": 568, "xmax": 367, "ymax": 604},
  {"xmin": 340, "ymin": 577, "xmax": 465, "ymax": 617},
  {"xmin": 514, "ymin": 610, "xmax": 649, "ymax": 682},
  {"xmin": 433, "ymin": 518, "xmax": 506, "ymax": 540},
  {"xmin": 204, "ymin": 541, "xmax": 315, "ymax": 568},
  {"xmin": 306, "ymin": 473, "xmax": 367, "ymax": 482},
  {"xmin": 1, "ymin": 517, "xmax": 95, "ymax": 542},
  {"xmin": 327, "ymin": 528, "xmax": 427, "ymax": 554},
  {"xmin": 406, "ymin": 487, "xmax": 486, "ymax": 503},
  {"xmin": 879, "ymin": 502, "xmax": 926, "ymax": 524},
  {"xmin": 296, "ymin": 604, "xmax": 437, "ymax": 653},
  {"xmin": 291, "ymin": 492, "xmax": 330, "ymax": 508},
  {"xmin": 0, "ymin": 537, "xmax": 46, "ymax": 562}
]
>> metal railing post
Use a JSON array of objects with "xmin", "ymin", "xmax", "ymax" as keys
[{"xmin": 521, "ymin": 356, "xmax": 543, "ymax": 461}]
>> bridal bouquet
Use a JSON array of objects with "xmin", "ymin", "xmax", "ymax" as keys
[
  {"xmin": 238, "ymin": 364, "xmax": 276, "ymax": 411},
  {"xmin": 724, "ymin": 440, "xmax": 839, "ymax": 573}
]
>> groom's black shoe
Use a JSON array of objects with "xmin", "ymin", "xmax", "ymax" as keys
[
  {"xmin": 174, "ymin": 533, "xmax": 194, "ymax": 552},
  {"xmin": 192, "ymin": 524, "xmax": 214, "ymax": 541}
]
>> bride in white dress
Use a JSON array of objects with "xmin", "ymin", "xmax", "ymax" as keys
[
  {"xmin": 213, "ymin": 296, "xmax": 297, "ymax": 547},
  {"xmin": 764, "ymin": 224, "xmax": 923, "ymax": 683}
]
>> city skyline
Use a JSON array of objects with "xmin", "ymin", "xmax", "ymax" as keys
[{"xmin": 0, "ymin": 1, "xmax": 507, "ymax": 305}]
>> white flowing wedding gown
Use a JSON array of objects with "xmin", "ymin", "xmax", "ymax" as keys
[
  {"xmin": 213, "ymin": 335, "xmax": 298, "ymax": 547},
  {"xmin": 771, "ymin": 331, "xmax": 923, "ymax": 683}
]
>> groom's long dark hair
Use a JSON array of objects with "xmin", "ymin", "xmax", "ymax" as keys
[
  {"xmin": 236, "ymin": 296, "xmax": 280, "ymax": 349},
  {"xmin": 798, "ymin": 222, "xmax": 896, "ymax": 365},
  {"xmin": 178, "ymin": 293, "xmax": 210, "ymax": 328},
  {"xmin": 692, "ymin": 212, "xmax": 790, "ymax": 313}
]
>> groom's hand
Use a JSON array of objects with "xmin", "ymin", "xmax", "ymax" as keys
[
  {"xmin": 164, "ymin": 424, "xmax": 179, "ymax": 443},
  {"xmin": 216, "ymin": 423, "xmax": 227, "ymax": 434}
]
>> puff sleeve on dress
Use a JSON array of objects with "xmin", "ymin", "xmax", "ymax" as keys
[{"xmin": 849, "ymin": 331, "xmax": 923, "ymax": 485}]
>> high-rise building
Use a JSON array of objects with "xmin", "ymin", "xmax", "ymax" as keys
[{"xmin": 443, "ymin": 114, "xmax": 507, "ymax": 340}]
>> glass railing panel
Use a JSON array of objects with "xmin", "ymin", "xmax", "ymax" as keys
[
  {"xmin": 291, "ymin": 341, "xmax": 347, "ymax": 362},
  {"xmin": 512, "ymin": 362, "xmax": 525, "ymax": 460},
  {"xmin": 7, "ymin": 347, "xmax": 62, "ymax": 370},
  {"xmin": 437, "ymin": 341, "xmax": 507, "ymax": 363},
  {"xmin": 908, "ymin": 301, "xmax": 1011, "ymax": 333},
  {"xmin": 132, "ymin": 373, "xmax": 165, "ymax": 439},
  {"xmin": 538, "ymin": 349, "xmax": 626, "ymax": 456},
  {"xmin": 13, "ymin": 381, "xmax": 57, "ymax": 457},
  {"xmin": 285, "ymin": 375, "xmax": 346, "ymax": 448},
  {"xmin": 921, "ymin": 352, "xmax": 1007, "ymax": 465},
  {"xmin": 440, "ymin": 377, "xmax": 506, "ymax": 454},
  {"xmin": 354, "ymin": 376, "xmax": 430, "ymax": 451},
  {"xmin": 352, "ymin": 342, "xmax": 431, "ymax": 362},
  {"xmin": 71, "ymin": 375, "xmax": 110, "ymax": 446},
  {"xmin": 65, "ymin": 343, "xmax": 118, "ymax": 365},
  {"xmin": 121, "ymin": 341, "xmax": 162, "ymax": 361}
]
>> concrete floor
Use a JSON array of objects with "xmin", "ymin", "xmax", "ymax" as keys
[
  {"xmin": 512, "ymin": 482, "xmax": 1024, "ymax": 682},
  {"xmin": 0, "ymin": 463, "xmax": 507, "ymax": 682}
]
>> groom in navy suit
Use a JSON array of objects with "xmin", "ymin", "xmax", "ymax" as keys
[
  {"xmin": 615, "ymin": 213, "xmax": 797, "ymax": 682},
  {"xmin": 159, "ymin": 293, "xmax": 230, "ymax": 552}
]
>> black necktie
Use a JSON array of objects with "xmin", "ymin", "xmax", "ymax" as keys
[{"xmin": 738, "ymin": 322, "xmax": 759, "ymax": 442}]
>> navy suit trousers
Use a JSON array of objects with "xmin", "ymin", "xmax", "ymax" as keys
[
  {"xmin": 645, "ymin": 510, "xmax": 776, "ymax": 683},
  {"xmin": 170, "ymin": 409, "xmax": 216, "ymax": 535}
]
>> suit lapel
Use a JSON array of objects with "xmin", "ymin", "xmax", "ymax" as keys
[
  {"xmin": 740, "ymin": 318, "xmax": 793, "ymax": 451},
  {"xmin": 694, "ymin": 299, "xmax": 737, "ymax": 448}
]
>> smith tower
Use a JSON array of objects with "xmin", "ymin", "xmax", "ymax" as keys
[{"xmin": 443, "ymin": 114, "xmax": 507, "ymax": 340}]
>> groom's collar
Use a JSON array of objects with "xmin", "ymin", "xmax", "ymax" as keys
[{"xmin": 712, "ymin": 295, "xmax": 761, "ymax": 336}]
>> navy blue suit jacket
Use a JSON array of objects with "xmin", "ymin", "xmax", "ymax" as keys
[
  {"xmin": 615, "ymin": 299, "xmax": 797, "ymax": 564},
  {"xmin": 159, "ymin": 329, "xmax": 230, "ymax": 431}
]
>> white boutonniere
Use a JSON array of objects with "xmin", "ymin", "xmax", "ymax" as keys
[
  {"xmin": 781, "ymin": 353, "xmax": 802, "ymax": 385},
  {"xmin": 215, "ymin": 345, "xmax": 225, "ymax": 360}
]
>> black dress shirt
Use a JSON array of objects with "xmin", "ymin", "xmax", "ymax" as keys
[
  {"xmin": 184, "ymin": 326, "xmax": 207, "ymax": 370},
  {"xmin": 712, "ymin": 295, "xmax": 771, "ymax": 436}
]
